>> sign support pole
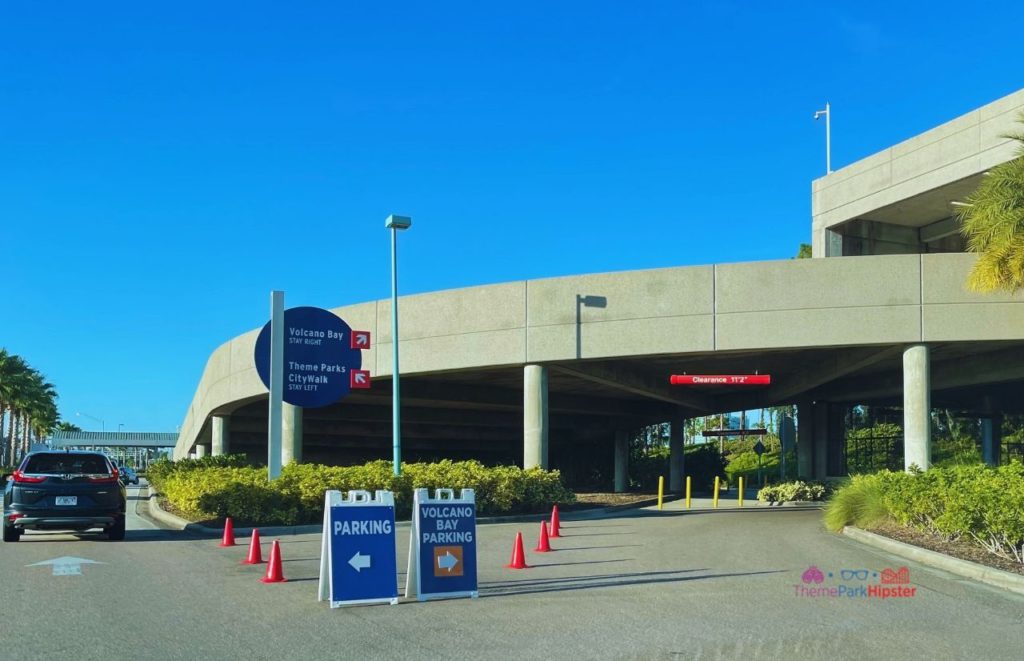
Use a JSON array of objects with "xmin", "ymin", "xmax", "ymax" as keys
[
  {"xmin": 390, "ymin": 224, "xmax": 402, "ymax": 476},
  {"xmin": 268, "ymin": 290, "xmax": 284, "ymax": 480}
]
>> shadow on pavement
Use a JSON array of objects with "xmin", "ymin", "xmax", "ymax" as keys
[
  {"xmin": 557, "ymin": 531, "xmax": 634, "ymax": 537},
  {"xmin": 482, "ymin": 568, "xmax": 710, "ymax": 590},
  {"xmin": 549, "ymin": 544, "xmax": 643, "ymax": 551},
  {"xmin": 480, "ymin": 568, "xmax": 786, "ymax": 598},
  {"xmin": 524, "ymin": 558, "xmax": 632, "ymax": 568}
]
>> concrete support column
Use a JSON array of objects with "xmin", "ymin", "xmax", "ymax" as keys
[
  {"xmin": 211, "ymin": 415, "xmax": 231, "ymax": 456},
  {"xmin": 614, "ymin": 430, "xmax": 629, "ymax": 493},
  {"xmin": 523, "ymin": 365, "xmax": 549, "ymax": 469},
  {"xmin": 903, "ymin": 345, "xmax": 931, "ymax": 472},
  {"xmin": 982, "ymin": 418, "xmax": 995, "ymax": 466},
  {"xmin": 195, "ymin": 445, "xmax": 207, "ymax": 458},
  {"xmin": 796, "ymin": 401, "xmax": 813, "ymax": 479},
  {"xmin": 669, "ymin": 420, "xmax": 684, "ymax": 492},
  {"xmin": 982, "ymin": 414, "xmax": 1003, "ymax": 466},
  {"xmin": 812, "ymin": 402, "xmax": 828, "ymax": 480},
  {"xmin": 282, "ymin": 403, "xmax": 303, "ymax": 466}
]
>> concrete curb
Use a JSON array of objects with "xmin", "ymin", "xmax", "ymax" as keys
[
  {"xmin": 842, "ymin": 526, "xmax": 1024, "ymax": 597},
  {"xmin": 143, "ymin": 489, "xmax": 671, "ymax": 537},
  {"xmin": 766, "ymin": 500, "xmax": 824, "ymax": 508},
  {"xmin": 146, "ymin": 490, "xmax": 323, "ymax": 537}
]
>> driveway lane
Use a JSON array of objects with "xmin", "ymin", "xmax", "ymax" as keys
[{"xmin": 1, "ymin": 504, "xmax": 1022, "ymax": 660}]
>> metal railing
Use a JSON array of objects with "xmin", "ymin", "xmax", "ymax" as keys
[{"xmin": 845, "ymin": 434, "xmax": 904, "ymax": 474}]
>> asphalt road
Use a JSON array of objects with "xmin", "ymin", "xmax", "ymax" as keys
[{"xmin": 2, "ymin": 492, "xmax": 1022, "ymax": 660}]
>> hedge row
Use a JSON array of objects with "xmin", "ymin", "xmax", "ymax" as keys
[
  {"xmin": 150, "ymin": 457, "xmax": 575, "ymax": 526},
  {"xmin": 824, "ymin": 463, "xmax": 1024, "ymax": 565}
]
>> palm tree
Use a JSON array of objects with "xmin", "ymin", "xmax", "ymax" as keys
[
  {"xmin": 1, "ymin": 351, "xmax": 31, "ymax": 466},
  {"xmin": 22, "ymin": 377, "xmax": 57, "ymax": 455},
  {"xmin": 0, "ymin": 350, "xmax": 61, "ymax": 464},
  {"xmin": 958, "ymin": 112, "xmax": 1024, "ymax": 293}
]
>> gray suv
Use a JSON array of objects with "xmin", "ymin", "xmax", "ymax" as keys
[{"xmin": 3, "ymin": 451, "xmax": 127, "ymax": 542}]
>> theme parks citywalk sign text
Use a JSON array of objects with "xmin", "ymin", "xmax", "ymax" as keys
[{"xmin": 254, "ymin": 306, "xmax": 371, "ymax": 408}]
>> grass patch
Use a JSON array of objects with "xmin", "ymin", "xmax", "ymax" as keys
[{"xmin": 823, "ymin": 474, "xmax": 889, "ymax": 531}]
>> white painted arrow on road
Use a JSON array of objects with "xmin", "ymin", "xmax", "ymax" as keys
[
  {"xmin": 348, "ymin": 552, "xmax": 371, "ymax": 572},
  {"xmin": 437, "ymin": 552, "xmax": 458, "ymax": 572},
  {"xmin": 27, "ymin": 556, "xmax": 106, "ymax": 576}
]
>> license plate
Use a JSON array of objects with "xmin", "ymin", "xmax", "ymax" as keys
[{"xmin": 56, "ymin": 496, "xmax": 77, "ymax": 506}]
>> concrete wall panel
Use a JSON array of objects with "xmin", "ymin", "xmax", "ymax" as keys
[
  {"xmin": 890, "ymin": 125, "xmax": 980, "ymax": 184},
  {"xmin": 716, "ymin": 255, "xmax": 920, "ymax": 314},
  {"xmin": 922, "ymin": 253, "xmax": 1024, "ymax": 304},
  {"xmin": 526, "ymin": 267, "xmax": 714, "ymax": 327},
  {"xmin": 526, "ymin": 315, "xmax": 714, "ymax": 363},
  {"xmin": 377, "ymin": 329, "xmax": 525, "ymax": 375},
  {"xmin": 717, "ymin": 306, "xmax": 921, "ymax": 350},
  {"xmin": 924, "ymin": 304, "xmax": 1024, "ymax": 342},
  {"xmin": 377, "ymin": 283, "xmax": 526, "ymax": 344}
]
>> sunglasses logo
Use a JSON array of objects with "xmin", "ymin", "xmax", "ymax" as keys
[{"xmin": 840, "ymin": 569, "xmax": 869, "ymax": 580}]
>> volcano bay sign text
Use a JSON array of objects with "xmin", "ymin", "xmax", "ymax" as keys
[{"xmin": 254, "ymin": 306, "xmax": 364, "ymax": 408}]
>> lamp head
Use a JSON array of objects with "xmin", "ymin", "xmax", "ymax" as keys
[{"xmin": 385, "ymin": 214, "xmax": 412, "ymax": 230}]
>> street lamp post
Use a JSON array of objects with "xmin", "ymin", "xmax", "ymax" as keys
[
  {"xmin": 386, "ymin": 214, "xmax": 412, "ymax": 477},
  {"xmin": 814, "ymin": 102, "xmax": 832, "ymax": 174},
  {"xmin": 76, "ymin": 411, "xmax": 105, "ymax": 432}
]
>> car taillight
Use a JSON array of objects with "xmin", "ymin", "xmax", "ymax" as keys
[
  {"xmin": 86, "ymin": 474, "xmax": 119, "ymax": 484},
  {"xmin": 8, "ymin": 513, "xmax": 24, "ymax": 522},
  {"xmin": 12, "ymin": 470, "xmax": 46, "ymax": 484}
]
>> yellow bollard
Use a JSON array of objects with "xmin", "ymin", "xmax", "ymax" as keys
[
  {"xmin": 685, "ymin": 476, "xmax": 692, "ymax": 509},
  {"xmin": 738, "ymin": 476, "xmax": 744, "ymax": 507},
  {"xmin": 713, "ymin": 476, "xmax": 720, "ymax": 508},
  {"xmin": 658, "ymin": 476, "xmax": 665, "ymax": 510}
]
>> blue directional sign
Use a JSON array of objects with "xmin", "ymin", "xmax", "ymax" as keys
[
  {"xmin": 405, "ymin": 489, "xmax": 478, "ymax": 601},
  {"xmin": 318, "ymin": 491, "xmax": 398, "ymax": 608},
  {"xmin": 253, "ymin": 306, "xmax": 364, "ymax": 408}
]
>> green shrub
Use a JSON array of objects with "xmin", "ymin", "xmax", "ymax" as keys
[
  {"xmin": 824, "ymin": 463, "xmax": 1024, "ymax": 565},
  {"xmin": 757, "ymin": 480, "xmax": 829, "ymax": 503},
  {"xmin": 147, "ymin": 454, "xmax": 250, "ymax": 492},
  {"xmin": 628, "ymin": 446, "xmax": 668, "ymax": 491},
  {"xmin": 823, "ymin": 474, "xmax": 890, "ymax": 532},
  {"xmin": 683, "ymin": 444, "xmax": 728, "ymax": 492},
  {"xmin": 724, "ymin": 450, "xmax": 779, "ymax": 486},
  {"xmin": 157, "ymin": 458, "xmax": 575, "ymax": 526}
]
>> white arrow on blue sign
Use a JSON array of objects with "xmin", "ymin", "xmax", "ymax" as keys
[
  {"xmin": 318, "ymin": 490, "xmax": 398, "ymax": 608},
  {"xmin": 349, "ymin": 552, "xmax": 372, "ymax": 572}
]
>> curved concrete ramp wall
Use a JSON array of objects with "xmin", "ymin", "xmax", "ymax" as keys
[{"xmin": 176, "ymin": 252, "xmax": 1024, "ymax": 458}]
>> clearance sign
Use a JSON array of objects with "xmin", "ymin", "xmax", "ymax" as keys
[{"xmin": 669, "ymin": 374, "xmax": 772, "ymax": 386}]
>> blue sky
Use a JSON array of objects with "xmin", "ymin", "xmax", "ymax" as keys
[{"xmin": 2, "ymin": 1, "xmax": 1022, "ymax": 432}]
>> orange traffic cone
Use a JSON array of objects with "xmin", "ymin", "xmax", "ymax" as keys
[
  {"xmin": 549, "ymin": 505, "xmax": 561, "ymax": 538},
  {"xmin": 261, "ymin": 540, "xmax": 287, "ymax": 583},
  {"xmin": 535, "ymin": 520, "xmax": 552, "ymax": 553},
  {"xmin": 242, "ymin": 529, "xmax": 264, "ymax": 565},
  {"xmin": 506, "ymin": 532, "xmax": 529, "ymax": 569},
  {"xmin": 219, "ymin": 517, "xmax": 236, "ymax": 547}
]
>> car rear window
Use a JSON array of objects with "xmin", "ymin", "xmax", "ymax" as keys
[{"xmin": 22, "ymin": 454, "xmax": 111, "ymax": 475}]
